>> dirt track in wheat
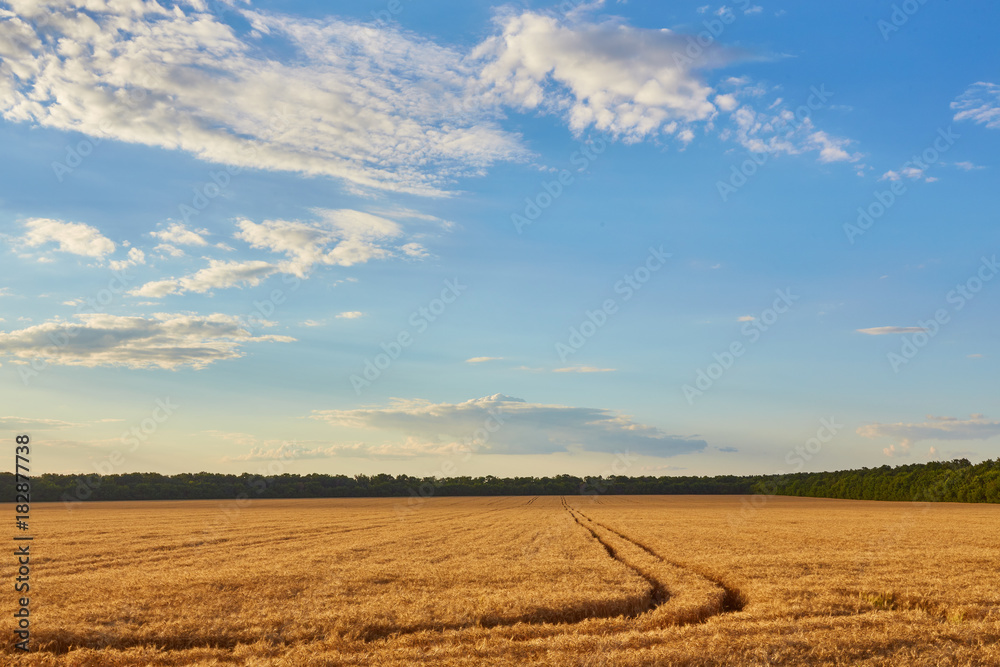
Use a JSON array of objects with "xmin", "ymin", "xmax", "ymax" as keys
[{"xmin": 2, "ymin": 495, "xmax": 998, "ymax": 666}]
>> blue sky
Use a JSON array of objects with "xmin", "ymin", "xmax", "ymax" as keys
[{"xmin": 1, "ymin": 0, "xmax": 998, "ymax": 478}]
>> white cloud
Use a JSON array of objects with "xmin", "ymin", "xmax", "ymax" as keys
[
  {"xmin": 473, "ymin": 10, "xmax": 730, "ymax": 142},
  {"xmin": 715, "ymin": 94, "xmax": 739, "ymax": 112},
  {"xmin": 209, "ymin": 431, "xmax": 376, "ymax": 461},
  {"xmin": 552, "ymin": 366, "xmax": 616, "ymax": 373},
  {"xmin": 1, "ymin": 1, "xmax": 860, "ymax": 193},
  {"xmin": 220, "ymin": 439, "xmax": 368, "ymax": 462},
  {"xmin": 808, "ymin": 130, "xmax": 861, "ymax": 164},
  {"xmin": 19, "ymin": 218, "xmax": 115, "ymax": 259},
  {"xmin": 0, "ymin": 416, "xmax": 76, "ymax": 430},
  {"xmin": 859, "ymin": 414, "xmax": 1000, "ymax": 458},
  {"xmin": 473, "ymin": 8, "xmax": 856, "ymax": 163},
  {"xmin": 151, "ymin": 223, "xmax": 209, "ymax": 247},
  {"xmin": 150, "ymin": 216, "xmax": 410, "ymax": 296},
  {"xmin": 312, "ymin": 393, "xmax": 706, "ymax": 457},
  {"xmin": 0, "ymin": 313, "xmax": 294, "ymax": 370},
  {"xmin": 400, "ymin": 242, "xmax": 430, "ymax": 259},
  {"xmin": 637, "ymin": 464, "xmax": 687, "ymax": 473},
  {"xmin": 0, "ymin": 1, "xmax": 528, "ymax": 197},
  {"xmin": 129, "ymin": 279, "xmax": 184, "ymax": 299},
  {"xmin": 300, "ymin": 320, "xmax": 325, "ymax": 327},
  {"xmin": 155, "ymin": 244, "xmax": 186, "ymax": 258},
  {"xmin": 723, "ymin": 102, "xmax": 860, "ymax": 164},
  {"xmin": 880, "ymin": 166, "xmax": 936, "ymax": 183},
  {"xmin": 857, "ymin": 326, "xmax": 928, "ymax": 335},
  {"xmin": 177, "ymin": 260, "xmax": 276, "ymax": 293},
  {"xmin": 235, "ymin": 209, "xmax": 420, "ymax": 277},
  {"xmin": 882, "ymin": 442, "xmax": 910, "ymax": 457},
  {"xmin": 952, "ymin": 82, "xmax": 1000, "ymax": 129},
  {"xmin": 737, "ymin": 315, "xmax": 755, "ymax": 322},
  {"xmin": 336, "ymin": 311, "xmax": 365, "ymax": 320},
  {"xmin": 364, "ymin": 206, "xmax": 455, "ymax": 229},
  {"xmin": 109, "ymin": 247, "xmax": 146, "ymax": 271},
  {"xmin": 465, "ymin": 356, "xmax": 503, "ymax": 363},
  {"xmin": 951, "ymin": 161, "xmax": 984, "ymax": 171},
  {"xmin": 130, "ymin": 260, "xmax": 277, "ymax": 297}
]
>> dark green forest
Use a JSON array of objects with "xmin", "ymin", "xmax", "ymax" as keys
[{"xmin": 3, "ymin": 458, "xmax": 999, "ymax": 505}]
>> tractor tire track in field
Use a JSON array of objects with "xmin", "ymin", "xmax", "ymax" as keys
[
  {"xmin": 567, "ymin": 503, "xmax": 747, "ymax": 615},
  {"xmin": 358, "ymin": 499, "xmax": 743, "ymax": 641},
  {"xmin": 561, "ymin": 498, "xmax": 744, "ymax": 626},
  {"xmin": 560, "ymin": 498, "xmax": 668, "ymax": 609}
]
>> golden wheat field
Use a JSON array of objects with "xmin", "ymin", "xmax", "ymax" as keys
[{"xmin": 3, "ymin": 495, "xmax": 999, "ymax": 666}]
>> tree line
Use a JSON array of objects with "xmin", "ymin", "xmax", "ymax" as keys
[
  {"xmin": 753, "ymin": 458, "xmax": 1000, "ymax": 503},
  {"xmin": 2, "ymin": 458, "xmax": 998, "ymax": 505}
]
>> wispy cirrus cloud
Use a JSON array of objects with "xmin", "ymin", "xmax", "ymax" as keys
[
  {"xmin": 952, "ymin": 82, "xmax": 1000, "ymax": 130},
  {"xmin": 722, "ymin": 99, "xmax": 862, "ymax": 164},
  {"xmin": 0, "ymin": 416, "xmax": 77, "ymax": 430},
  {"xmin": 210, "ymin": 431, "xmax": 416, "ymax": 461},
  {"xmin": 220, "ymin": 440, "xmax": 369, "ymax": 462},
  {"xmin": 552, "ymin": 366, "xmax": 616, "ymax": 373},
  {"xmin": 950, "ymin": 161, "xmax": 985, "ymax": 171},
  {"xmin": 856, "ymin": 326, "xmax": 927, "ymax": 335}
]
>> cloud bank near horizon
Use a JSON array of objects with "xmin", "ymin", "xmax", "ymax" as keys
[{"xmin": 311, "ymin": 393, "xmax": 707, "ymax": 457}]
